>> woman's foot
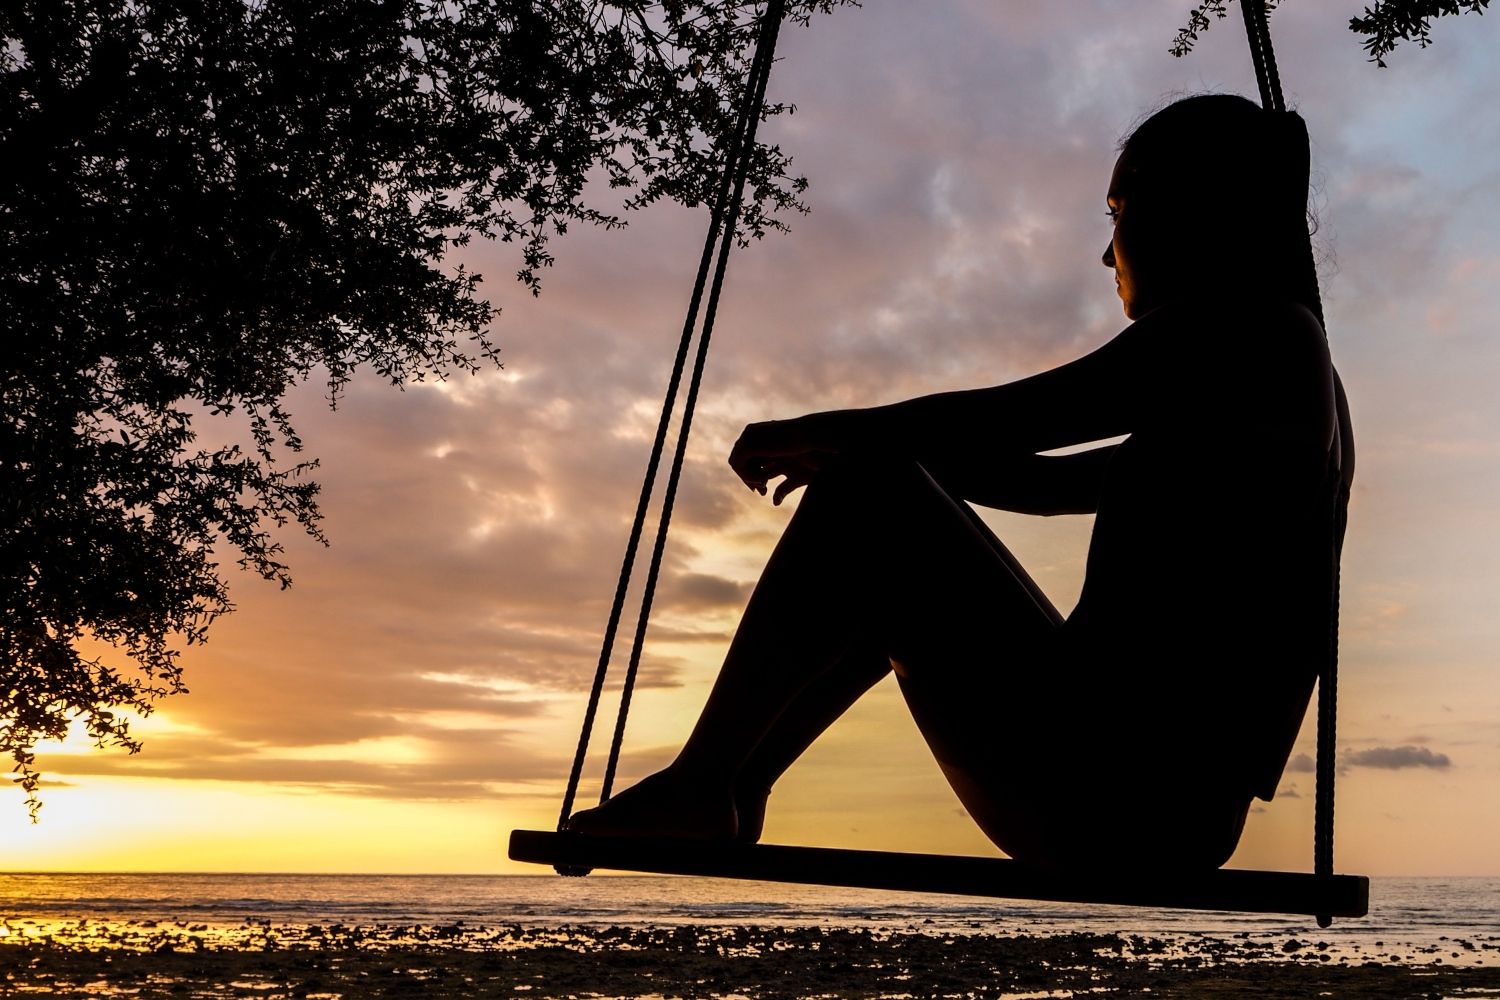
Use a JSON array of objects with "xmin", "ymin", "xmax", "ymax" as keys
[{"xmin": 566, "ymin": 765, "xmax": 739, "ymax": 840}]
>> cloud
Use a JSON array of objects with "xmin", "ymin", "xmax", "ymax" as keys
[
  {"xmin": 39, "ymin": 728, "xmax": 565, "ymax": 801},
  {"xmin": 660, "ymin": 572, "xmax": 752, "ymax": 611},
  {"xmin": 1285, "ymin": 745, "xmax": 1452, "ymax": 775},
  {"xmin": 1344, "ymin": 745, "xmax": 1453, "ymax": 770}
]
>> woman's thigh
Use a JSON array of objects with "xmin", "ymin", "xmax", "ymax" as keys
[
  {"xmin": 800, "ymin": 455, "xmax": 1063, "ymax": 653},
  {"xmin": 801, "ymin": 457, "xmax": 1083, "ymax": 758}
]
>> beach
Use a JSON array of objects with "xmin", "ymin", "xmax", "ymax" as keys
[
  {"xmin": 4, "ymin": 919, "xmax": 1500, "ymax": 998},
  {"xmin": 3, "ymin": 873, "xmax": 1499, "ymax": 997}
]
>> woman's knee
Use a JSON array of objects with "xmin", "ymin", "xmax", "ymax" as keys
[
  {"xmin": 813, "ymin": 451, "xmax": 917, "ymax": 486},
  {"xmin": 804, "ymin": 453, "xmax": 947, "ymax": 510}
]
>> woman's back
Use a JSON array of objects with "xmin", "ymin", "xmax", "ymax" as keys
[{"xmin": 1068, "ymin": 296, "xmax": 1348, "ymax": 801}]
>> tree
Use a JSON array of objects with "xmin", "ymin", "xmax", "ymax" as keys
[
  {"xmin": 0, "ymin": 0, "xmax": 846, "ymax": 815},
  {"xmin": 1172, "ymin": 0, "xmax": 1489, "ymax": 64}
]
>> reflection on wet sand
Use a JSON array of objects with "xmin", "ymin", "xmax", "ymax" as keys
[{"xmin": 2, "ymin": 919, "xmax": 1498, "ymax": 998}]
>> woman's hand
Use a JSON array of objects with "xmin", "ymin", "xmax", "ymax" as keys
[{"xmin": 728, "ymin": 416, "xmax": 842, "ymax": 506}]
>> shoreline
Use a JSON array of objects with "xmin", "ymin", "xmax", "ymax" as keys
[{"xmin": 3, "ymin": 921, "xmax": 1499, "ymax": 999}]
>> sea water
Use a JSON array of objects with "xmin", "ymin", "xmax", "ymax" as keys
[{"xmin": 0, "ymin": 873, "xmax": 1496, "ymax": 963}]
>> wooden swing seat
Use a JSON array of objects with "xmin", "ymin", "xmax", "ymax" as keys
[{"xmin": 508, "ymin": 829, "xmax": 1369, "ymax": 918}]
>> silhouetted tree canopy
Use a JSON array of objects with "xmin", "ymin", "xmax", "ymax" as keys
[
  {"xmin": 1172, "ymin": 0, "xmax": 1489, "ymax": 65},
  {"xmin": 0, "ymin": 0, "xmax": 845, "ymax": 814}
]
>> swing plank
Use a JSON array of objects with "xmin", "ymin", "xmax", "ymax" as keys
[{"xmin": 508, "ymin": 829, "xmax": 1368, "ymax": 918}]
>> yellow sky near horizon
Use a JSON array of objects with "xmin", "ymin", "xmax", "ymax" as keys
[{"xmin": 6, "ymin": 1, "xmax": 1500, "ymax": 878}]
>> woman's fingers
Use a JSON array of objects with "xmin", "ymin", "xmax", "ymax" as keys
[
  {"xmin": 727, "ymin": 425, "xmax": 771, "ymax": 488},
  {"xmin": 737, "ymin": 455, "xmax": 794, "ymax": 495},
  {"xmin": 772, "ymin": 472, "xmax": 809, "ymax": 506},
  {"xmin": 729, "ymin": 421, "xmax": 800, "ymax": 489},
  {"xmin": 730, "ymin": 449, "xmax": 771, "ymax": 493},
  {"xmin": 768, "ymin": 454, "xmax": 832, "ymax": 504},
  {"xmin": 728, "ymin": 418, "xmax": 839, "ymax": 498}
]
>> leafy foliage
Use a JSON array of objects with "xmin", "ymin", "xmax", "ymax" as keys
[
  {"xmin": 1170, "ymin": 0, "xmax": 1282, "ymax": 58},
  {"xmin": 1171, "ymin": 0, "xmax": 1487, "ymax": 64},
  {"xmin": 0, "ymin": 0, "xmax": 847, "ymax": 815},
  {"xmin": 1349, "ymin": 0, "xmax": 1489, "ymax": 65}
]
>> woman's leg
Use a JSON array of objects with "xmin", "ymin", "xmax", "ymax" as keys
[
  {"xmin": 729, "ymin": 638, "xmax": 891, "ymax": 842},
  {"xmin": 730, "ymin": 480, "xmax": 1063, "ymax": 841},
  {"xmin": 569, "ymin": 455, "xmax": 1063, "ymax": 840}
]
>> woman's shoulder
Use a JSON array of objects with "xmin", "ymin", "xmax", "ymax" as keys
[
  {"xmin": 1134, "ymin": 294, "xmax": 1326, "ymax": 345},
  {"xmin": 1119, "ymin": 295, "xmax": 1335, "ymax": 433},
  {"xmin": 1126, "ymin": 295, "xmax": 1330, "ymax": 384}
]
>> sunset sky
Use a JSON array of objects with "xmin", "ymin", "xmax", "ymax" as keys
[{"xmin": 8, "ymin": 0, "xmax": 1500, "ymax": 877}]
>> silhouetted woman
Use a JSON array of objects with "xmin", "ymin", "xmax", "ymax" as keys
[{"xmin": 571, "ymin": 94, "xmax": 1354, "ymax": 870}]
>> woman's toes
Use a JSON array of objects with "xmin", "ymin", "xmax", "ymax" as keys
[{"xmin": 564, "ymin": 768, "xmax": 737, "ymax": 840}]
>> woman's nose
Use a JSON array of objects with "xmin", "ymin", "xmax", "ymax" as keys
[{"xmin": 1102, "ymin": 240, "xmax": 1116, "ymax": 269}]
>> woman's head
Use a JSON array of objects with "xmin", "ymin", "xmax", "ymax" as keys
[{"xmin": 1103, "ymin": 94, "xmax": 1319, "ymax": 321}]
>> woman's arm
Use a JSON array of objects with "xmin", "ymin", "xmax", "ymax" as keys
[
  {"xmin": 731, "ymin": 315, "xmax": 1154, "ymax": 502},
  {"xmin": 728, "ymin": 298, "xmax": 1329, "ymax": 503}
]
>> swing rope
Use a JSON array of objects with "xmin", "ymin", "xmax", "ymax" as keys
[
  {"xmin": 1239, "ymin": 0, "xmax": 1285, "ymax": 112},
  {"xmin": 601, "ymin": 1, "xmax": 788, "ymax": 806},
  {"xmin": 1319, "ymin": 470, "xmax": 1348, "ymax": 926},
  {"xmin": 1240, "ymin": 0, "xmax": 1344, "ymax": 927},
  {"xmin": 556, "ymin": 0, "xmax": 787, "ymax": 840}
]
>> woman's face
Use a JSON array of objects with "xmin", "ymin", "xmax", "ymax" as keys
[{"xmin": 1101, "ymin": 147, "xmax": 1163, "ymax": 320}]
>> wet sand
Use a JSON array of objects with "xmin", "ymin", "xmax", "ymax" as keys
[{"xmin": 3, "ymin": 920, "xmax": 1499, "ymax": 998}]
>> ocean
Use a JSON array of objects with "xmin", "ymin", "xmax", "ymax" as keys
[{"xmin": 1, "ymin": 872, "xmax": 1496, "ymax": 965}]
